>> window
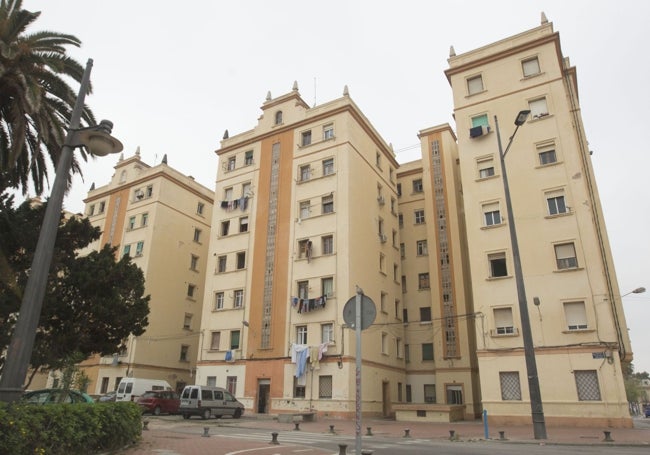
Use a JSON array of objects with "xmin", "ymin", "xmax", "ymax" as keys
[
  {"xmin": 301, "ymin": 130, "xmax": 312, "ymax": 146},
  {"xmin": 522, "ymin": 57, "xmax": 541, "ymax": 77},
  {"xmin": 135, "ymin": 241, "xmax": 144, "ymax": 256},
  {"xmin": 242, "ymin": 182, "xmax": 251, "ymax": 197},
  {"xmin": 190, "ymin": 255, "xmax": 199, "ymax": 271},
  {"xmin": 88, "ymin": 204, "xmax": 95, "ymax": 216},
  {"xmin": 298, "ymin": 281, "xmax": 309, "ymax": 299},
  {"xmin": 323, "ymin": 158, "xmax": 334, "ymax": 176},
  {"xmin": 323, "ymin": 124, "xmax": 334, "ymax": 140},
  {"xmin": 406, "ymin": 384, "xmax": 412, "ymax": 403},
  {"xmin": 128, "ymin": 216, "xmax": 136, "ymax": 230},
  {"xmin": 424, "ymin": 384, "xmax": 436, "ymax": 403},
  {"xmin": 390, "ymin": 197, "xmax": 396, "ymax": 215},
  {"xmin": 215, "ymin": 292, "xmax": 225, "ymax": 310},
  {"xmin": 187, "ymin": 284, "xmax": 196, "ymax": 298},
  {"xmin": 394, "ymin": 299, "xmax": 401, "ymax": 320},
  {"xmin": 494, "ymin": 307, "xmax": 515, "ymax": 335},
  {"xmin": 99, "ymin": 201, "xmax": 106, "ymax": 213},
  {"xmin": 296, "ymin": 325, "xmax": 307, "ymax": 345},
  {"xmin": 183, "ymin": 313, "xmax": 192, "ymax": 330},
  {"xmin": 555, "ymin": 243, "xmax": 578, "ymax": 269},
  {"xmin": 472, "ymin": 114, "xmax": 489, "ymax": 128},
  {"xmin": 275, "ymin": 110, "xmax": 283, "ymax": 125},
  {"xmin": 376, "ymin": 151, "xmax": 381, "ymax": 168},
  {"xmin": 319, "ymin": 375, "xmax": 333, "ymax": 399},
  {"xmin": 321, "ymin": 323, "xmax": 334, "ymax": 344},
  {"xmin": 404, "ymin": 344, "xmax": 410, "ymax": 363},
  {"xmin": 539, "ymin": 148, "xmax": 557, "ymax": 165},
  {"xmin": 378, "ymin": 218, "xmax": 385, "ymax": 238},
  {"xmin": 322, "ymin": 195, "xmax": 334, "ymax": 214},
  {"xmin": 400, "ymin": 243, "xmax": 405, "ymax": 258},
  {"xmin": 224, "ymin": 187, "xmax": 233, "ymax": 201},
  {"xmin": 206, "ymin": 376, "xmax": 216, "ymax": 387},
  {"xmin": 217, "ymin": 255, "xmax": 227, "ymax": 273},
  {"xmin": 546, "ymin": 190, "xmax": 567, "ymax": 215},
  {"xmin": 414, "ymin": 209, "xmax": 425, "ymax": 224},
  {"xmin": 418, "ymin": 273, "xmax": 430, "ymax": 290},
  {"xmin": 397, "ymin": 382, "xmax": 402, "ymax": 402},
  {"xmin": 300, "ymin": 165, "xmax": 311, "ymax": 181},
  {"xmin": 529, "ymin": 97, "xmax": 549, "ymax": 119},
  {"xmin": 145, "ymin": 185, "xmax": 153, "ymax": 198},
  {"xmin": 236, "ymin": 251, "xmax": 246, "ymax": 269},
  {"xmin": 299, "ymin": 200, "xmax": 310, "ymax": 219},
  {"xmin": 179, "ymin": 345, "xmax": 189, "ymax": 362},
  {"xmin": 226, "ymin": 376, "xmax": 237, "ymax": 395},
  {"xmin": 412, "ymin": 179, "xmax": 423, "ymax": 193},
  {"xmin": 483, "ymin": 202, "xmax": 501, "ymax": 226},
  {"xmin": 446, "ymin": 385, "xmax": 463, "ymax": 405},
  {"xmin": 293, "ymin": 377, "xmax": 306, "ymax": 398},
  {"xmin": 298, "ymin": 239, "xmax": 311, "ymax": 259},
  {"xmin": 398, "ymin": 213, "xmax": 404, "ymax": 228},
  {"xmin": 467, "ymin": 74, "xmax": 484, "ymax": 95},
  {"xmin": 393, "ymin": 263, "xmax": 398, "ymax": 281},
  {"xmin": 230, "ymin": 330, "xmax": 241, "ymax": 349},
  {"xmin": 197, "ymin": 202, "xmax": 204, "ymax": 215},
  {"xmin": 401, "ymin": 276, "xmax": 407, "ymax": 294},
  {"xmin": 488, "ymin": 252, "xmax": 508, "ymax": 278},
  {"xmin": 381, "ymin": 333, "xmax": 388, "ymax": 354},
  {"xmin": 416, "ymin": 240, "xmax": 428, "ymax": 256},
  {"xmin": 379, "ymin": 253, "xmax": 386, "ymax": 273},
  {"xmin": 239, "ymin": 216, "xmax": 249, "ymax": 232},
  {"xmin": 500, "ymin": 372, "xmax": 522, "ymax": 400},
  {"xmin": 227, "ymin": 157, "xmax": 236, "ymax": 171},
  {"xmin": 564, "ymin": 301, "xmax": 588, "ymax": 330},
  {"xmin": 396, "ymin": 338, "xmax": 402, "ymax": 358},
  {"xmin": 141, "ymin": 213, "xmax": 149, "ymax": 227},
  {"xmin": 221, "ymin": 220, "xmax": 230, "ymax": 236},
  {"xmin": 396, "ymin": 183, "xmax": 402, "ymax": 197},
  {"xmin": 322, "ymin": 277, "xmax": 333, "ymax": 297},
  {"xmin": 234, "ymin": 290, "xmax": 244, "ymax": 308},
  {"xmin": 477, "ymin": 157, "xmax": 495, "ymax": 179},
  {"xmin": 322, "ymin": 235, "xmax": 333, "ymax": 255},
  {"xmin": 420, "ymin": 307, "xmax": 432, "ymax": 322},
  {"xmin": 422, "ymin": 343, "xmax": 434, "ymax": 361},
  {"xmin": 575, "ymin": 370, "xmax": 601, "ymax": 401},
  {"xmin": 245, "ymin": 150, "xmax": 253, "ymax": 165},
  {"xmin": 210, "ymin": 332, "xmax": 221, "ymax": 351},
  {"xmin": 380, "ymin": 292, "xmax": 387, "ymax": 313},
  {"xmin": 122, "ymin": 244, "xmax": 131, "ymax": 257}
]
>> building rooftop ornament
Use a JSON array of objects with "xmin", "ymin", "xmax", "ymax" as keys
[
  {"xmin": 292, "ymin": 80, "xmax": 299, "ymax": 91},
  {"xmin": 266, "ymin": 91, "xmax": 272, "ymax": 101},
  {"xmin": 135, "ymin": 146, "xmax": 141, "ymax": 157},
  {"xmin": 343, "ymin": 85, "xmax": 349, "ymax": 97},
  {"xmin": 162, "ymin": 154, "xmax": 167, "ymax": 165},
  {"xmin": 541, "ymin": 12, "xmax": 548, "ymax": 24},
  {"xmin": 449, "ymin": 45, "xmax": 456, "ymax": 57},
  {"xmin": 223, "ymin": 129, "xmax": 229, "ymax": 139}
]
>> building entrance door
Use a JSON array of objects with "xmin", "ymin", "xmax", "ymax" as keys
[
  {"xmin": 382, "ymin": 381, "xmax": 391, "ymax": 417},
  {"xmin": 257, "ymin": 379, "xmax": 270, "ymax": 414}
]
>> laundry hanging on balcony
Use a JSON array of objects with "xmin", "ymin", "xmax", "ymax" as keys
[
  {"xmin": 291, "ymin": 295, "xmax": 327, "ymax": 313},
  {"xmin": 220, "ymin": 196, "xmax": 248, "ymax": 211}
]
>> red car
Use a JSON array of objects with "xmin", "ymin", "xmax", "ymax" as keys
[{"xmin": 136, "ymin": 390, "xmax": 180, "ymax": 415}]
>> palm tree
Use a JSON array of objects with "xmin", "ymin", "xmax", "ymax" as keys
[{"xmin": 0, "ymin": 0, "xmax": 95, "ymax": 195}]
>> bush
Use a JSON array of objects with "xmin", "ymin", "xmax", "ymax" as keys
[{"xmin": 0, "ymin": 401, "xmax": 142, "ymax": 454}]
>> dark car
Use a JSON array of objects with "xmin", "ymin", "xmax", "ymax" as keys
[
  {"xmin": 645, "ymin": 405, "xmax": 650, "ymax": 418},
  {"xmin": 22, "ymin": 388, "xmax": 94, "ymax": 404},
  {"xmin": 136, "ymin": 390, "xmax": 180, "ymax": 415}
]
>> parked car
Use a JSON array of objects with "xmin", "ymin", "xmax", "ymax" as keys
[
  {"xmin": 137, "ymin": 390, "xmax": 180, "ymax": 415},
  {"xmin": 179, "ymin": 385, "xmax": 244, "ymax": 420},
  {"xmin": 97, "ymin": 391, "xmax": 117, "ymax": 402},
  {"xmin": 116, "ymin": 377, "xmax": 172, "ymax": 402},
  {"xmin": 644, "ymin": 405, "xmax": 650, "ymax": 418},
  {"xmin": 22, "ymin": 388, "xmax": 94, "ymax": 404}
]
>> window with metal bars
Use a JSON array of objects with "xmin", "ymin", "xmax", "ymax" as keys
[
  {"xmin": 319, "ymin": 375, "xmax": 332, "ymax": 399},
  {"xmin": 500, "ymin": 372, "xmax": 522, "ymax": 400}
]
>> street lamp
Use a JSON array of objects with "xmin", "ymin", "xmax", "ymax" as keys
[
  {"xmin": 622, "ymin": 287, "xmax": 646, "ymax": 297},
  {"xmin": 495, "ymin": 110, "xmax": 547, "ymax": 440},
  {"xmin": 0, "ymin": 59, "xmax": 123, "ymax": 403}
]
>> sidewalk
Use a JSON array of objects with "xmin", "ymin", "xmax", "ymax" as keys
[{"xmin": 120, "ymin": 414, "xmax": 650, "ymax": 454}]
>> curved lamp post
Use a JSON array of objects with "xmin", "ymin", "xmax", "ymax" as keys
[
  {"xmin": 622, "ymin": 287, "xmax": 646, "ymax": 297},
  {"xmin": 495, "ymin": 110, "xmax": 547, "ymax": 440},
  {"xmin": 0, "ymin": 59, "xmax": 123, "ymax": 403}
]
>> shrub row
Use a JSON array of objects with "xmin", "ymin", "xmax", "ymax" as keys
[{"xmin": 0, "ymin": 401, "xmax": 142, "ymax": 455}]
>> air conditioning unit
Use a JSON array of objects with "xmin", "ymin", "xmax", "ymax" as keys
[
  {"xmin": 135, "ymin": 190, "xmax": 144, "ymax": 200},
  {"xmin": 377, "ymin": 195, "xmax": 385, "ymax": 205},
  {"xmin": 379, "ymin": 233, "xmax": 387, "ymax": 243},
  {"xmin": 469, "ymin": 125, "xmax": 490, "ymax": 138}
]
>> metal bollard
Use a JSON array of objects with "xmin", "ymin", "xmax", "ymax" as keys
[
  {"xmin": 329, "ymin": 424, "xmax": 336, "ymax": 434},
  {"xmin": 202, "ymin": 427, "xmax": 210, "ymax": 438},
  {"xmin": 294, "ymin": 422, "xmax": 301, "ymax": 431},
  {"xmin": 142, "ymin": 420, "xmax": 149, "ymax": 431},
  {"xmin": 403, "ymin": 428, "xmax": 411, "ymax": 438},
  {"xmin": 449, "ymin": 429, "xmax": 456, "ymax": 440},
  {"xmin": 270, "ymin": 432, "xmax": 280, "ymax": 445},
  {"xmin": 366, "ymin": 426, "xmax": 373, "ymax": 436},
  {"xmin": 499, "ymin": 430, "xmax": 506, "ymax": 440},
  {"xmin": 360, "ymin": 450, "xmax": 374, "ymax": 455},
  {"xmin": 603, "ymin": 431, "xmax": 614, "ymax": 442},
  {"xmin": 338, "ymin": 443, "xmax": 347, "ymax": 454}
]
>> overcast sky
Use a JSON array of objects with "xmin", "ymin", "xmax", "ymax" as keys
[{"xmin": 25, "ymin": 1, "xmax": 650, "ymax": 374}]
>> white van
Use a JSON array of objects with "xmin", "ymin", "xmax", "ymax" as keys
[{"xmin": 116, "ymin": 378, "xmax": 172, "ymax": 402}]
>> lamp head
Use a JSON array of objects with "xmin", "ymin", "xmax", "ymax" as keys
[
  {"xmin": 632, "ymin": 287, "xmax": 646, "ymax": 294},
  {"xmin": 514, "ymin": 110, "xmax": 531, "ymax": 126},
  {"xmin": 74, "ymin": 120, "xmax": 123, "ymax": 156}
]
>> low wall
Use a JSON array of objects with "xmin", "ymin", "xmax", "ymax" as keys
[{"xmin": 393, "ymin": 404, "xmax": 466, "ymax": 423}]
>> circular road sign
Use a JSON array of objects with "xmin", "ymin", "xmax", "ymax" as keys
[{"xmin": 343, "ymin": 294, "xmax": 376, "ymax": 330}]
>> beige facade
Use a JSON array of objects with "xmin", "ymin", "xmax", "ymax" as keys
[
  {"xmin": 70, "ymin": 151, "xmax": 214, "ymax": 395},
  {"xmin": 445, "ymin": 19, "xmax": 631, "ymax": 427}
]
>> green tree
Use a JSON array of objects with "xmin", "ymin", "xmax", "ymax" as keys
[
  {"xmin": 0, "ymin": 193, "xmax": 149, "ymax": 387},
  {"xmin": 0, "ymin": 0, "xmax": 94, "ymax": 195}
]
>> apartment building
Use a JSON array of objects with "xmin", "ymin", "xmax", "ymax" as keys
[
  {"xmin": 73, "ymin": 150, "xmax": 214, "ymax": 395},
  {"xmin": 197, "ymin": 85, "xmax": 406, "ymax": 417},
  {"xmin": 445, "ymin": 17, "xmax": 631, "ymax": 427}
]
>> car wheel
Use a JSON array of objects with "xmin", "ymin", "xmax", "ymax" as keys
[
  {"xmin": 201, "ymin": 408, "xmax": 211, "ymax": 420},
  {"xmin": 182, "ymin": 413, "xmax": 189, "ymax": 420},
  {"xmin": 153, "ymin": 406, "xmax": 161, "ymax": 416},
  {"xmin": 233, "ymin": 408, "xmax": 242, "ymax": 419}
]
